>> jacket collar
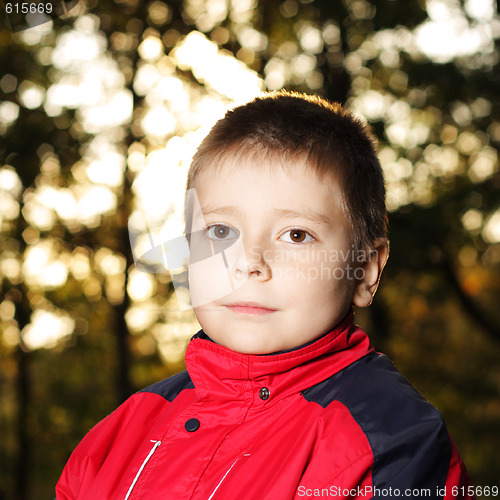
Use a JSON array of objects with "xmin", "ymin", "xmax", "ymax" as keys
[{"xmin": 184, "ymin": 312, "xmax": 373, "ymax": 403}]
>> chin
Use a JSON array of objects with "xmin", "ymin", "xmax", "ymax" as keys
[
  {"xmin": 213, "ymin": 333, "xmax": 273, "ymax": 355},
  {"xmin": 226, "ymin": 340, "xmax": 270, "ymax": 355}
]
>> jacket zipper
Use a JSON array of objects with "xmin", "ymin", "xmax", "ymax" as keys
[
  {"xmin": 207, "ymin": 458, "xmax": 239, "ymax": 500},
  {"xmin": 207, "ymin": 453, "xmax": 250, "ymax": 500},
  {"xmin": 124, "ymin": 440, "xmax": 162, "ymax": 500}
]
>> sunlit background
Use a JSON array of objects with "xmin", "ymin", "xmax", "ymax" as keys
[{"xmin": 1, "ymin": 0, "xmax": 500, "ymax": 498}]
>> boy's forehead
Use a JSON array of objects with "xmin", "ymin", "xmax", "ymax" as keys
[
  {"xmin": 193, "ymin": 153, "xmax": 348, "ymax": 222},
  {"xmin": 197, "ymin": 149, "xmax": 342, "ymax": 190}
]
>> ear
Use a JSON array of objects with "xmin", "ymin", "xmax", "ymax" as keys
[{"xmin": 352, "ymin": 239, "xmax": 389, "ymax": 308}]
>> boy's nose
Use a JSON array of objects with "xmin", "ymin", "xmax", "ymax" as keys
[
  {"xmin": 246, "ymin": 258, "xmax": 271, "ymax": 280},
  {"xmin": 230, "ymin": 238, "xmax": 272, "ymax": 282}
]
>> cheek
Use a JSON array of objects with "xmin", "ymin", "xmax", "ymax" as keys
[
  {"xmin": 273, "ymin": 260, "xmax": 333, "ymax": 300},
  {"xmin": 188, "ymin": 253, "xmax": 241, "ymax": 307},
  {"xmin": 192, "ymin": 305, "xmax": 223, "ymax": 339},
  {"xmin": 274, "ymin": 254, "xmax": 344, "ymax": 283},
  {"xmin": 277, "ymin": 257, "xmax": 357, "ymax": 305}
]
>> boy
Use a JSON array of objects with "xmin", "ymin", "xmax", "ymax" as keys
[{"xmin": 56, "ymin": 91, "xmax": 473, "ymax": 499}]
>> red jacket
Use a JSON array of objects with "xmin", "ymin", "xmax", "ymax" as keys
[{"xmin": 56, "ymin": 314, "xmax": 473, "ymax": 499}]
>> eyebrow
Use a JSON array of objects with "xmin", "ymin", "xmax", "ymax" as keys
[
  {"xmin": 199, "ymin": 205, "xmax": 241, "ymax": 218},
  {"xmin": 273, "ymin": 208, "xmax": 332, "ymax": 226},
  {"xmin": 199, "ymin": 205, "xmax": 331, "ymax": 226}
]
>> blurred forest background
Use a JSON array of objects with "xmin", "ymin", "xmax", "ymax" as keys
[{"xmin": 1, "ymin": 0, "xmax": 500, "ymax": 498}]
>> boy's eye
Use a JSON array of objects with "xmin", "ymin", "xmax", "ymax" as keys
[
  {"xmin": 279, "ymin": 229, "xmax": 314, "ymax": 244},
  {"xmin": 206, "ymin": 224, "xmax": 239, "ymax": 240}
]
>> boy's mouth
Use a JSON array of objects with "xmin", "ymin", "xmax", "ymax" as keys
[{"xmin": 225, "ymin": 302, "xmax": 278, "ymax": 316}]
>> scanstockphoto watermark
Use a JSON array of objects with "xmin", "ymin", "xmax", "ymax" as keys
[
  {"xmin": 297, "ymin": 485, "xmax": 500, "ymax": 497},
  {"xmin": 128, "ymin": 188, "xmax": 374, "ymax": 310},
  {"xmin": 255, "ymin": 261, "xmax": 368, "ymax": 283},
  {"xmin": 4, "ymin": 0, "xmax": 80, "ymax": 32},
  {"xmin": 246, "ymin": 243, "xmax": 375, "ymax": 283},
  {"xmin": 297, "ymin": 486, "xmax": 434, "ymax": 497},
  {"xmin": 249, "ymin": 245, "xmax": 372, "ymax": 266}
]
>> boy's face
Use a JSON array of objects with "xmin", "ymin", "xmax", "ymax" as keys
[{"xmin": 188, "ymin": 155, "xmax": 382, "ymax": 354}]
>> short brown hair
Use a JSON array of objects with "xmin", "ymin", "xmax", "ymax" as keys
[{"xmin": 186, "ymin": 90, "xmax": 387, "ymax": 249}]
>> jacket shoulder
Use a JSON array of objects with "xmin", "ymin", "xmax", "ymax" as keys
[
  {"xmin": 303, "ymin": 351, "xmax": 444, "ymax": 425},
  {"xmin": 140, "ymin": 369, "xmax": 194, "ymax": 402},
  {"xmin": 303, "ymin": 351, "xmax": 451, "ymax": 490}
]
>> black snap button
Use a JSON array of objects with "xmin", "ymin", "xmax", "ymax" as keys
[
  {"xmin": 184, "ymin": 418, "xmax": 200, "ymax": 432},
  {"xmin": 259, "ymin": 387, "xmax": 270, "ymax": 400}
]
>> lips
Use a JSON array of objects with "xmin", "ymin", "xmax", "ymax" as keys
[{"xmin": 225, "ymin": 302, "xmax": 277, "ymax": 316}]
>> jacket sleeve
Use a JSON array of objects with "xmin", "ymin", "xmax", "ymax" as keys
[
  {"xmin": 302, "ymin": 354, "xmax": 475, "ymax": 500},
  {"xmin": 352, "ymin": 421, "xmax": 475, "ymax": 500},
  {"xmin": 349, "ymin": 356, "xmax": 475, "ymax": 499},
  {"xmin": 55, "ymin": 396, "xmax": 141, "ymax": 500},
  {"xmin": 313, "ymin": 425, "xmax": 474, "ymax": 500},
  {"xmin": 354, "ymin": 402, "xmax": 475, "ymax": 500},
  {"xmin": 442, "ymin": 438, "xmax": 475, "ymax": 500}
]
